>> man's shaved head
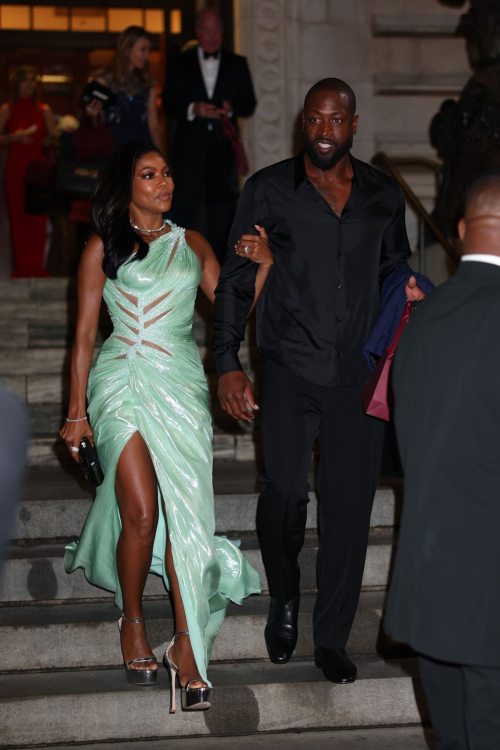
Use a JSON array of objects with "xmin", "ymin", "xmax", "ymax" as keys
[
  {"xmin": 301, "ymin": 77, "xmax": 358, "ymax": 172},
  {"xmin": 459, "ymin": 171, "xmax": 500, "ymax": 257},
  {"xmin": 464, "ymin": 171, "xmax": 500, "ymax": 221},
  {"xmin": 304, "ymin": 78, "xmax": 356, "ymax": 116}
]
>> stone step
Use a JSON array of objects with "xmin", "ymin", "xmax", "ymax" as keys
[
  {"xmin": 374, "ymin": 73, "xmax": 468, "ymax": 96},
  {"xmin": 26, "ymin": 429, "xmax": 261, "ymax": 466},
  {"xmin": 0, "ymin": 344, "xmax": 256, "ymax": 377},
  {"xmin": 0, "ymin": 656, "xmax": 427, "ymax": 746},
  {"xmin": 0, "ymin": 283, "xmax": 221, "ymax": 345},
  {"xmin": 0, "ymin": 531, "xmax": 395, "ymax": 604},
  {"xmin": 0, "ymin": 591, "xmax": 408, "ymax": 672},
  {"xmin": 13, "ymin": 485, "xmax": 399, "ymax": 541},
  {"xmin": 0, "ymin": 319, "xmax": 211, "ymax": 349},
  {"xmin": 0, "ymin": 278, "xmax": 77, "ymax": 300},
  {"xmin": 23, "ymin": 388, "xmax": 255, "ymax": 433},
  {"xmin": 372, "ymin": 13, "xmax": 460, "ymax": 37},
  {"xmin": 20, "ymin": 370, "xmax": 230, "ymax": 405},
  {"xmin": 20, "ymin": 727, "xmax": 434, "ymax": 750}
]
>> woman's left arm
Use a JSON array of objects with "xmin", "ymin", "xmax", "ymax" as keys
[
  {"xmin": 187, "ymin": 227, "xmax": 273, "ymax": 316},
  {"xmin": 186, "ymin": 230, "xmax": 220, "ymax": 303},
  {"xmin": 235, "ymin": 225, "xmax": 273, "ymax": 316},
  {"xmin": 148, "ymin": 84, "xmax": 162, "ymax": 151}
]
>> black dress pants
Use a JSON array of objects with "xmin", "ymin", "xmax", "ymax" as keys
[
  {"xmin": 257, "ymin": 356, "xmax": 385, "ymax": 649},
  {"xmin": 419, "ymin": 654, "xmax": 500, "ymax": 750}
]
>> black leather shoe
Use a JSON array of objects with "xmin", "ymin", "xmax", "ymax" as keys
[
  {"xmin": 314, "ymin": 646, "xmax": 357, "ymax": 684},
  {"xmin": 264, "ymin": 592, "xmax": 300, "ymax": 664}
]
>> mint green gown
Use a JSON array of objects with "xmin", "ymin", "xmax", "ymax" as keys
[{"xmin": 65, "ymin": 224, "xmax": 261, "ymax": 684}]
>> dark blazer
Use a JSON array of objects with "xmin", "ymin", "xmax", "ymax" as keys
[
  {"xmin": 385, "ymin": 260, "xmax": 500, "ymax": 667},
  {"xmin": 162, "ymin": 46, "xmax": 256, "ymax": 163}
]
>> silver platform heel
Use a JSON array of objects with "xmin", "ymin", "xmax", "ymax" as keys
[
  {"xmin": 164, "ymin": 631, "xmax": 212, "ymax": 712},
  {"xmin": 118, "ymin": 613, "xmax": 159, "ymax": 686}
]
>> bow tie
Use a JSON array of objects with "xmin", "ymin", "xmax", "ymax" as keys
[{"xmin": 203, "ymin": 49, "xmax": 220, "ymax": 60}]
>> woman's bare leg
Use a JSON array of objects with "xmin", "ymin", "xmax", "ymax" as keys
[
  {"xmin": 116, "ymin": 430, "xmax": 207, "ymax": 685},
  {"xmin": 165, "ymin": 528, "xmax": 207, "ymax": 688},
  {"xmin": 115, "ymin": 432, "xmax": 159, "ymax": 671}
]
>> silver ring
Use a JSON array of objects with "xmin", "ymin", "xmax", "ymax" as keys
[
  {"xmin": 244, "ymin": 246, "xmax": 249, "ymax": 254},
  {"xmin": 70, "ymin": 446, "xmax": 79, "ymax": 453}
]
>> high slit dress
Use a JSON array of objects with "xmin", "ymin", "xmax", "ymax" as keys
[{"xmin": 65, "ymin": 223, "xmax": 261, "ymax": 684}]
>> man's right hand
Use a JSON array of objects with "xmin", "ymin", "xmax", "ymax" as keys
[
  {"xmin": 193, "ymin": 101, "xmax": 223, "ymax": 119},
  {"xmin": 218, "ymin": 371, "xmax": 259, "ymax": 422}
]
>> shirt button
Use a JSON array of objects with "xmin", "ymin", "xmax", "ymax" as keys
[
  {"xmin": 337, "ymin": 283, "xmax": 343, "ymax": 289},
  {"xmin": 338, "ymin": 252, "xmax": 342, "ymax": 257},
  {"xmin": 336, "ymin": 317, "xmax": 343, "ymax": 322},
  {"xmin": 337, "ymin": 350, "xmax": 343, "ymax": 358},
  {"xmin": 116, "ymin": 118, "xmax": 121, "ymax": 123}
]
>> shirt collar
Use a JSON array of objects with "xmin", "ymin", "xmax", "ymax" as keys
[
  {"xmin": 294, "ymin": 150, "xmax": 361, "ymax": 191},
  {"xmin": 197, "ymin": 45, "xmax": 221, "ymax": 62},
  {"xmin": 461, "ymin": 253, "xmax": 500, "ymax": 268}
]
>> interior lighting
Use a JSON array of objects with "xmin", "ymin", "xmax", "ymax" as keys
[{"xmin": 170, "ymin": 9, "xmax": 181, "ymax": 34}]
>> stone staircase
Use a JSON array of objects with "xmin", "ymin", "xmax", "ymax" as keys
[
  {"xmin": 0, "ymin": 277, "xmax": 431, "ymax": 746},
  {"xmin": 0, "ymin": 462, "xmax": 430, "ymax": 746}
]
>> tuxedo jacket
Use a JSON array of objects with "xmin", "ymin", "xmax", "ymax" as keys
[
  {"xmin": 384, "ymin": 260, "xmax": 500, "ymax": 667},
  {"xmin": 162, "ymin": 46, "xmax": 256, "ymax": 170}
]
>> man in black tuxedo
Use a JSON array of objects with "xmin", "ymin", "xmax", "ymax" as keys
[
  {"xmin": 162, "ymin": 9, "xmax": 256, "ymax": 261},
  {"xmin": 385, "ymin": 172, "xmax": 500, "ymax": 748},
  {"xmin": 212, "ymin": 78, "xmax": 427, "ymax": 684}
]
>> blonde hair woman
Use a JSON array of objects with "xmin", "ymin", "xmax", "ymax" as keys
[{"xmin": 88, "ymin": 26, "xmax": 161, "ymax": 150}]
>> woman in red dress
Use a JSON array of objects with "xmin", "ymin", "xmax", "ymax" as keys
[{"xmin": 0, "ymin": 67, "xmax": 55, "ymax": 277}]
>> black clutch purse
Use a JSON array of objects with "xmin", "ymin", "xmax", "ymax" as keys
[
  {"xmin": 79, "ymin": 438, "xmax": 104, "ymax": 486},
  {"xmin": 82, "ymin": 80, "xmax": 116, "ymax": 108}
]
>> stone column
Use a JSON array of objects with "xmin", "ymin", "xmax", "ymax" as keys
[{"xmin": 238, "ymin": 0, "xmax": 300, "ymax": 174}]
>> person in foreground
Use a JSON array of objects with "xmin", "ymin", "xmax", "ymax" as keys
[
  {"xmin": 385, "ymin": 172, "xmax": 500, "ymax": 749},
  {"xmin": 212, "ymin": 78, "xmax": 428, "ymax": 684},
  {"xmin": 61, "ymin": 142, "xmax": 268, "ymax": 711}
]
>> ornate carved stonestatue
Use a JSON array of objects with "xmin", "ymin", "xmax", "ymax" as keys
[{"xmin": 432, "ymin": 0, "xmax": 500, "ymax": 235}]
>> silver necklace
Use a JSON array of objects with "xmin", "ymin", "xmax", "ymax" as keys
[{"xmin": 130, "ymin": 218, "xmax": 167, "ymax": 233}]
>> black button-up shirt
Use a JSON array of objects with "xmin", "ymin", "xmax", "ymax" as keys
[{"xmin": 212, "ymin": 152, "xmax": 412, "ymax": 388}]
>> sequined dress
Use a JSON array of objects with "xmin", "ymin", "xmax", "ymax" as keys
[{"xmin": 65, "ymin": 224, "xmax": 261, "ymax": 684}]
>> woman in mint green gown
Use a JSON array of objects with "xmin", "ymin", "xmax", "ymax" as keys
[{"xmin": 60, "ymin": 142, "xmax": 272, "ymax": 708}]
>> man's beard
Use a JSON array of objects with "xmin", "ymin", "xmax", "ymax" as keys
[{"xmin": 302, "ymin": 133, "xmax": 353, "ymax": 171}]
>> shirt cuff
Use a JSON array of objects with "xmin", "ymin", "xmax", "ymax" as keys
[
  {"xmin": 187, "ymin": 103, "xmax": 196, "ymax": 121},
  {"xmin": 215, "ymin": 351, "xmax": 243, "ymax": 378}
]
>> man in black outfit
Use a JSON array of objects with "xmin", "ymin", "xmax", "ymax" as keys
[
  {"xmin": 162, "ymin": 9, "xmax": 256, "ymax": 261},
  {"xmin": 385, "ymin": 173, "xmax": 500, "ymax": 749},
  {"xmin": 212, "ymin": 78, "xmax": 426, "ymax": 683}
]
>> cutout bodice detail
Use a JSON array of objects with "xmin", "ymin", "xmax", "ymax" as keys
[{"xmin": 97, "ymin": 223, "xmax": 201, "ymax": 366}]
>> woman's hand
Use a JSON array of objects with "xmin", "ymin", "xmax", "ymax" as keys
[
  {"xmin": 235, "ymin": 225, "xmax": 273, "ymax": 266},
  {"xmin": 12, "ymin": 128, "xmax": 35, "ymax": 144},
  {"xmin": 60, "ymin": 419, "xmax": 94, "ymax": 463},
  {"xmin": 86, "ymin": 99, "xmax": 103, "ymax": 116}
]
